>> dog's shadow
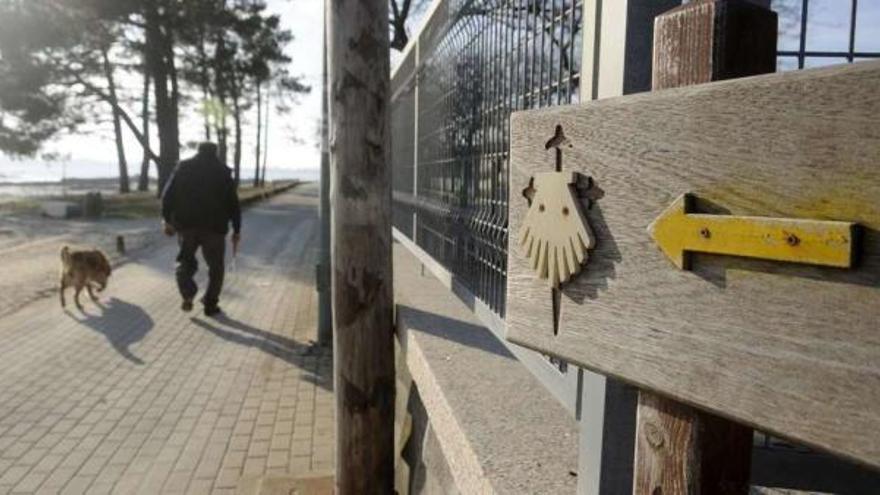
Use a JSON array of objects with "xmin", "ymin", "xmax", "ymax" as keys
[{"xmin": 67, "ymin": 297, "xmax": 153, "ymax": 365}]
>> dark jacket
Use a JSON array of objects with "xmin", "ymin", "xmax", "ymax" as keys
[{"xmin": 161, "ymin": 153, "xmax": 241, "ymax": 235}]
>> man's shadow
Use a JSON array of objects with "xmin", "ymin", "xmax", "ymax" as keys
[
  {"xmin": 190, "ymin": 314, "xmax": 330, "ymax": 390},
  {"xmin": 67, "ymin": 297, "xmax": 153, "ymax": 365}
]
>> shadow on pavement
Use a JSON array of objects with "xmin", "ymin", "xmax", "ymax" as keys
[
  {"xmin": 68, "ymin": 297, "xmax": 153, "ymax": 365},
  {"xmin": 190, "ymin": 315, "xmax": 331, "ymax": 391}
]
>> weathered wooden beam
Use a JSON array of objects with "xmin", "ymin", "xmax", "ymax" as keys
[
  {"xmin": 634, "ymin": 3, "xmax": 776, "ymax": 493},
  {"xmin": 507, "ymin": 0, "xmax": 880, "ymax": 473},
  {"xmin": 508, "ymin": 58, "xmax": 880, "ymax": 470},
  {"xmin": 327, "ymin": 0, "xmax": 395, "ymax": 489},
  {"xmin": 652, "ymin": 0, "xmax": 777, "ymax": 89},
  {"xmin": 635, "ymin": 393, "xmax": 753, "ymax": 495}
]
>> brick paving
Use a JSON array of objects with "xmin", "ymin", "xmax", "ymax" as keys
[{"xmin": 0, "ymin": 185, "xmax": 334, "ymax": 494}]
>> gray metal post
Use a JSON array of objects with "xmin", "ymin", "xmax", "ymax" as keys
[
  {"xmin": 412, "ymin": 40, "xmax": 419, "ymax": 243},
  {"xmin": 317, "ymin": 5, "xmax": 333, "ymax": 347},
  {"xmin": 577, "ymin": 371, "xmax": 637, "ymax": 495}
]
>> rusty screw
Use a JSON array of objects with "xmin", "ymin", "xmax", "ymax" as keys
[
  {"xmin": 786, "ymin": 233, "xmax": 800, "ymax": 246},
  {"xmin": 562, "ymin": 206, "xmax": 569, "ymax": 216},
  {"xmin": 699, "ymin": 227, "xmax": 711, "ymax": 239}
]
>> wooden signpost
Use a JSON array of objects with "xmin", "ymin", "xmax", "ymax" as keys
[{"xmin": 506, "ymin": 0, "xmax": 880, "ymax": 491}]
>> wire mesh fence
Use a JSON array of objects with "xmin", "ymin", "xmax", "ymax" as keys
[
  {"xmin": 774, "ymin": 0, "xmax": 880, "ymax": 70},
  {"xmin": 391, "ymin": 0, "xmax": 584, "ymax": 317},
  {"xmin": 392, "ymin": 0, "xmax": 880, "ymax": 320}
]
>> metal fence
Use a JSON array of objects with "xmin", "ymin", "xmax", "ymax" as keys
[
  {"xmin": 393, "ymin": 0, "xmax": 880, "ymax": 319},
  {"xmin": 391, "ymin": 0, "xmax": 584, "ymax": 317},
  {"xmin": 775, "ymin": 0, "xmax": 880, "ymax": 70},
  {"xmin": 390, "ymin": 1, "xmax": 880, "ymax": 489}
]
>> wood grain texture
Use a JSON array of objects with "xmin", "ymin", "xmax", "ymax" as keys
[
  {"xmin": 632, "ymin": 0, "xmax": 768, "ymax": 495},
  {"xmin": 634, "ymin": 393, "xmax": 753, "ymax": 495},
  {"xmin": 652, "ymin": 0, "xmax": 777, "ymax": 89},
  {"xmin": 328, "ymin": 0, "xmax": 395, "ymax": 490},
  {"xmin": 506, "ymin": 60, "xmax": 880, "ymax": 469},
  {"xmin": 634, "ymin": 4, "xmax": 769, "ymax": 493}
]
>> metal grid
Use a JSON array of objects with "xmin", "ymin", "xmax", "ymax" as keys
[
  {"xmin": 391, "ymin": 0, "xmax": 583, "ymax": 316},
  {"xmin": 775, "ymin": 0, "xmax": 880, "ymax": 70}
]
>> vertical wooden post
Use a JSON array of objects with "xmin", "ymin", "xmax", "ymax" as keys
[
  {"xmin": 327, "ymin": 0, "xmax": 394, "ymax": 490},
  {"xmin": 633, "ymin": 2, "xmax": 776, "ymax": 495}
]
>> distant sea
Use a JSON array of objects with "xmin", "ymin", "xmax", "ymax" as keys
[{"xmin": 0, "ymin": 159, "xmax": 319, "ymax": 202}]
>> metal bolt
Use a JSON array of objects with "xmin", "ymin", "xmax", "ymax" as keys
[
  {"xmin": 699, "ymin": 228, "xmax": 711, "ymax": 239},
  {"xmin": 787, "ymin": 233, "xmax": 800, "ymax": 246}
]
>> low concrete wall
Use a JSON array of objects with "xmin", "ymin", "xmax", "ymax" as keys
[{"xmin": 393, "ymin": 241, "xmax": 579, "ymax": 494}]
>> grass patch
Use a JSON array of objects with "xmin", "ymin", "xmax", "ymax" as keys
[{"xmin": 0, "ymin": 198, "xmax": 43, "ymax": 215}]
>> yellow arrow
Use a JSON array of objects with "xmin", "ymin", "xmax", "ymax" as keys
[{"xmin": 648, "ymin": 194, "xmax": 858, "ymax": 270}]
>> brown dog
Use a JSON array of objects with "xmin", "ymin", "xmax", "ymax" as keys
[{"xmin": 59, "ymin": 246, "xmax": 111, "ymax": 309}]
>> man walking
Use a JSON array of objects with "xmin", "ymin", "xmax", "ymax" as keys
[{"xmin": 161, "ymin": 142, "xmax": 241, "ymax": 316}]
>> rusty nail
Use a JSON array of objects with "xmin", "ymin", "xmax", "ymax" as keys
[
  {"xmin": 699, "ymin": 227, "xmax": 711, "ymax": 239},
  {"xmin": 562, "ymin": 206, "xmax": 569, "ymax": 216},
  {"xmin": 539, "ymin": 204, "xmax": 545, "ymax": 212}
]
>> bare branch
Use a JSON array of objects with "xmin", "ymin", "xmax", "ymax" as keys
[{"xmin": 66, "ymin": 67, "xmax": 160, "ymax": 165}]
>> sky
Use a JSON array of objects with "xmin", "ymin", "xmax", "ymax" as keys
[{"xmin": 0, "ymin": 0, "xmax": 325, "ymax": 183}]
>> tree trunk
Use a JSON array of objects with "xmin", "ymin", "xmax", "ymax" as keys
[
  {"xmin": 101, "ymin": 45, "xmax": 130, "ymax": 194},
  {"xmin": 328, "ymin": 0, "xmax": 394, "ymax": 489},
  {"xmin": 168, "ymin": 30, "xmax": 180, "ymax": 161},
  {"xmin": 232, "ymin": 94, "xmax": 242, "ymax": 187},
  {"xmin": 146, "ymin": 5, "xmax": 179, "ymax": 193},
  {"xmin": 214, "ymin": 34, "xmax": 229, "ymax": 164},
  {"xmin": 254, "ymin": 81, "xmax": 262, "ymax": 187},
  {"xmin": 198, "ymin": 32, "xmax": 212, "ymax": 141},
  {"xmin": 138, "ymin": 62, "xmax": 151, "ymax": 192},
  {"xmin": 217, "ymin": 105, "xmax": 228, "ymax": 164},
  {"xmin": 261, "ymin": 89, "xmax": 270, "ymax": 186}
]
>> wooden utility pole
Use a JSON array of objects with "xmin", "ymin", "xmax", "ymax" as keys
[
  {"xmin": 633, "ymin": 1, "xmax": 776, "ymax": 494},
  {"xmin": 327, "ymin": 0, "xmax": 394, "ymax": 490}
]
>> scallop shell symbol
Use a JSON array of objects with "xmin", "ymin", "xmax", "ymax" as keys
[{"xmin": 519, "ymin": 171, "xmax": 596, "ymax": 288}]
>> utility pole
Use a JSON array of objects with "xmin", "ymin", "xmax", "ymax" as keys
[
  {"xmin": 327, "ymin": 0, "xmax": 394, "ymax": 491},
  {"xmin": 317, "ymin": 2, "xmax": 332, "ymax": 347}
]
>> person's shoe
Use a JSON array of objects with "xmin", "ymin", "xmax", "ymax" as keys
[
  {"xmin": 181, "ymin": 299, "xmax": 193, "ymax": 312},
  {"xmin": 204, "ymin": 305, "xmax": 222, "ymax": 317}
]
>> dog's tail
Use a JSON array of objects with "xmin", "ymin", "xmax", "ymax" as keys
[{"xmin": 60, "ymin": 245, "xmax": 71, "ymax": 264}]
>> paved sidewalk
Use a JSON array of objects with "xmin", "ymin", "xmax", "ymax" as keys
[
  {"xmin": 0, "ymin": 218, "xmax": 162, "ymax": 318},
  {"xmin": 0, "ymin": 184, "xmax": 334, "ymax": 494}
]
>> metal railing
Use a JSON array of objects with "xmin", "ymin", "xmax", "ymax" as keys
[
  {"xmin": 776, "ymin": 0, "xmax": 880, "ymax": 70},
  {"xmin": 392, "ymin": 0, "xmax": 584, "ymax": 318}
]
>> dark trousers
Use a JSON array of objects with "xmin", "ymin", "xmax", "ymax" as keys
[{"xmin": 176, "ymin": 230, "xmax": 226, "ymax": 308}]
